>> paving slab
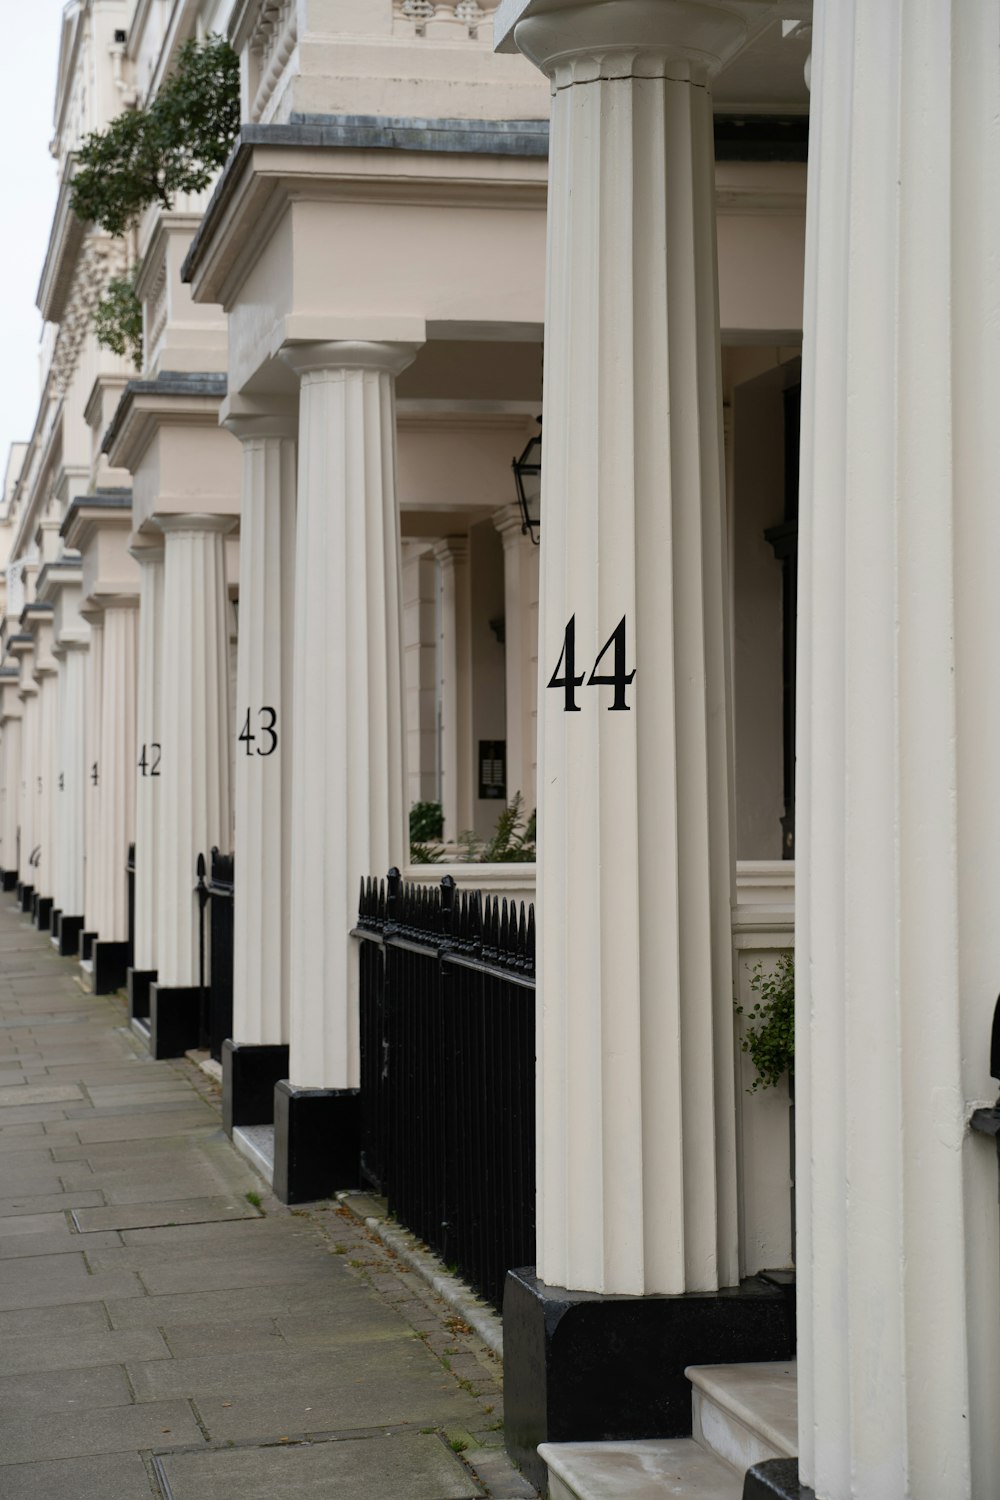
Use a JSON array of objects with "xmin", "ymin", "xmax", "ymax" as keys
[
  {"xmin": 1, "ymin": 1326, "xmax": 171, "ymax": 1375},
  {"xmin": 0, "ymin": 1253, "xmax": 143, "ymax": 1311},
  {"xmin": 0, "ymin": 1084, "xmax": 83, "ymax": 1107},
  {"xmin": 0, "ymin": 1188, "xmax": 105, "ymax": 1217},
  {"xmin": 0, "ymin": 1227, "xmax": 122, "ymax": 1259},
  {"xmin": 155, "ymin": 1432, "xmax": 484, "ymax": 1500},
  {"xmin": 0, "ymin": 1361, "xmax": 132, "ymax": 1414},
  {"xmin": 0, "ymin": 1398, "xmax": 204, "ymax": 1464},
  {"xmin": 72, "ymin": 1196, "xmax": 262, "ymax": 1232},
  {"xmin": 0, "ymin": 1451, "xmax": 155, "ymax": 1500}
]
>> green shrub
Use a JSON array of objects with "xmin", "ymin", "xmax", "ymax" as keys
[
  {"xmin": 735, "ymin": 951, "xmax": 794, "ymax": 1093},
  {"xmin": 410, "ymin": 801, "xmax": 444, "ymax": 842}
]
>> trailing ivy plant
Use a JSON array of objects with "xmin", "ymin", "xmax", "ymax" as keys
[
  {"xmin": 91, "ymin": 269, "xmax": 143, "ymax": 368},
  {"xmin": 71, "ymin": 35, "xmax": 240, "ymax": 360},
  {"xmin": 735, "ymin": 951, "xmax": 794, "ymax": 1093}
]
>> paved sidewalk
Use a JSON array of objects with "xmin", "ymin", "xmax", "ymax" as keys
[{"xmin": 0, "ymin": 900, "xmax": 537, "ymax": 1499}]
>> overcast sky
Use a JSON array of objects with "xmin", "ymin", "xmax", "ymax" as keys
[{"xmin": 0, "ymin": 2, "xmax": 69, "ymax": 474}]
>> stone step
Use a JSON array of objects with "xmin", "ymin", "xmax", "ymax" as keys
[
  {"xmin": 687, "ymin": 1361, "xmax": 797, "ymax": 1477},
  {"xmin": 539, "ymin": 1439, "xmax": 744, "ymax": 1500}
]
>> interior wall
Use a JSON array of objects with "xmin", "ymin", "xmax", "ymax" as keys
[
  {"xmin": 727, "ymin": 351, "xmax": 800, "ymax": 861},
  {"xmin": 469, "ymin": 520, "xmax": 506, "ymax": 840}
]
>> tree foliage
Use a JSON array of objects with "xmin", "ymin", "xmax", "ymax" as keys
[
  {"xmin": 71, "ymin": 35, "xmax": 239, "ymax": 237},
  {"xmin": 92, "ymin": 270, "xmax": 143, "ymax": 368}
]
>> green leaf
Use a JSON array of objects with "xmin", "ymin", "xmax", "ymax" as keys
[{"xmin": 735, "ymin": 951, "xmax": 794, "ymax": 1092}]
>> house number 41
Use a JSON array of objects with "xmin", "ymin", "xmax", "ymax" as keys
[{"xmin": 547, "ymin": 615, "xmax": 636, "ymax": 712}]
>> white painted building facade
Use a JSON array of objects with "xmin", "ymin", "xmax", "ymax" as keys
[{"xmin": 3, "ymin": 0, "xmax": 985, "ymax": 1496}]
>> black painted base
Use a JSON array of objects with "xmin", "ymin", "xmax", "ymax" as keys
[
  {"xmin": 79, "ymin": 930, "xmax": 96, "ymax": 962},
  {"xmin": 58, "ymin": 916, "xmax": 84, "ymax": 959},
  {"xmin": 127, "ymin": 968, "xmax": 157, "ymax": 1024},
  {"xmin": 1, "ymin": 870, "xmax": 16, "ymax": 893},
  {"xmin": 272, "ymin": 1082, "xmax": 361, "ymax": 1204},
  {"xmin": 35, "ymin": 896, "xmax": 53, "ymax": 933},
  {"xmin": 149, "ymin": 984, "xmax": 202, "ymax": 1060},
  {"xmin": 744, "ymin": 1459, "xmax": 813, "ymax": 1500},
  {"xmin": 223, "ymin": 1041, "xmax": 290, "ymax": 1135},
  {"xmin": 51, "ymin": 909, "xmax": 62, "ymax": 940},
  {"xmin": 19, "ymin": 884, "xmax": 33, "ymax": 914},
  {"xmin": 91, "ymin": 940, "xmax": 130, "ymax": 995},
  {"xmin": 503, "ymin": 1269, "xmax": 796, "ymax": 1495}
]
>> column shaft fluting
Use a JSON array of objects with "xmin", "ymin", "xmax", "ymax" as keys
[
  {"xmin": 2, "ymin": 715, "xmax": 21, "ymax": 878},
  {"xmin": 280, "ymin": 341, "xmax": 413, "ymax": 1089},
  {"xmin": 56, "ymin": 647, "xmax": 86, "ymax": 918},
  {"xmin": 494, "ymin": 505, "xmax": 539, "ymax": 812},
  {"xmin": 35, "ymin": 672, "xmax": 57, "ymax": 900},
  {"xmin": 156, "ymin": 517, "xmax": 233, "ymax": 987},
  {"xmin": 515, "ymin": 2, "xmax": 743, "ymax": 1296},
  {"xmin": 96, "ymin": 603, "xmax": 137, "ymax": 943},
  {"xmin": 133, "ymin": 549, "xmax": 164, "ymax": 971},
  {"xmin": 83, "ymin": 619, "xmax": 104, "ymax": 932},
  {"xmin": 434, "ymin": 537, "xmax": 473, "ymax": 841},
  {"xmin": 797, "ymin": 2, "xmax": 1000, "ymax": 1494},
  {"xmin": 19, "ymin": 684, "xmax": 38, "ymax": 889},
  {"xmin": 228, "ymin": 417, "xmax": 296, "ymax": 1046}
]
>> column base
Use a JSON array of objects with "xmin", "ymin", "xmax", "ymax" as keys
[
  {"xmin": 743, "ymin": 1460, "xmax": 813, "ymax": 1500},
  {"xmin": 91, "ymin": 940, "xmax": 130, "ymax": 995},
  {"xmin": 127, "ymin": 969, "xmax": 157, "ymax": 1024},
  {"xmin": 223, "ymin": 1041, "xmax": 290, "ymax": 1135},
  {"xmin": 1, "ymin": 870, "xmax": 16, "ymax": 892},
  {"xmin": 34, "ymin": 897, "xmax": 53, "ymax": 933},
  {"xmin": 57, "ymin": 916, "xmax": 84, "ymax": 959},
  {"xmin": 51, "ymin": 909, "xmax": 62, "ymax": 940},
  {"xmin": 79, "ymin": 930, "xmax": 96, "ymax": 962},
  {"xmin": 272, "ymin": 1082, "xmax": 361, "ymax": 1205},
  {"xmin": 149, "ymin": 984, "xmax": 203, "ymax": 1060},
  {"xmin": 20, "ymin": 885, "xmax": 34, "ymax": 914},
  {"xmin": 503, "ymin": 1269, "xmax": 796, "ymax": 1495}
]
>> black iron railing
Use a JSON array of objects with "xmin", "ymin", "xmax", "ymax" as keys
[
  {"xmin": 195, "ymin": 849, "xmax": 235, "ymax": 1062},
  {"xmin": 354, "ymin": 868, "xmax": 535, "ymax": 1313}
]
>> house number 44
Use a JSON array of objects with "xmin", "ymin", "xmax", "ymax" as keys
[{"xmin": 547, "ymin": 615, "xmax": 636, "ymax": 712}]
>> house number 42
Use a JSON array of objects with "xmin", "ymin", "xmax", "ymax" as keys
[{"xmin": 547, "ymin": 615, "xmax": 636, "ymax": 712}]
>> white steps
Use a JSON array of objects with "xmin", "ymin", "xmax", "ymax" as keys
[
  {"xmin": 539, "ymin": 1361, "xmax": 796, "ymax": 1498},
  {"xmin": 540, "ymin": 1440, "xmax": 743, "ymax": 1500},
  {"xmin": 689, "ymin": 1362, "xmax": 796, "ymax": 1475}
]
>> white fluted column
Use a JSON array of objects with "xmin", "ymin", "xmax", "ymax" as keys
[
  {"xmin": 55, "ymin": 644, "xmax": 86, "ymax": 920},
  {"xmin": 95, "ymin": 601, "xmax": 137, "ymax": 943},
  {"xmin": 797, "ymin": 3, "xmax": 1000, "ymax": 1495},
  {"xmin": 433, "ymin": 536, "xmax": 473, "ymax": 840},
  {"xmin": 82, "ymin": 616, "xmax": 103, "ymax": 933},
  {"xmin": 18, "ymin": 671, "xmax": 38, "ymax": 890},
  {"xmin": 224, "ymin": 406, "xmax": 297, "ymax": 1047},
  {"xmin": 279, "ymin": 340, "xmax": 414, "ymax": 1089},
  {"xmin": 34, "ymin": 667, "xmax": 58, "ymax": 902},
  {"xmin": 132, "ymin": 546, "xmax": 164, "ymax": 972},
  {"xmin": 1, "ymin": 708, "xmax": 21, "ymax": 881},
  {"xmin": 513, "ymin": 0, "xmax": 744, "ymax": 1296},
  {"xmin": 156, "ymin": 516, "xmax": 234, "ymax": 987},
  {"xmin": 494, "ymin": 504, "xmax": 539, "ymax": 812}
]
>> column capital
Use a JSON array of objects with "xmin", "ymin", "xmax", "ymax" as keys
[
  {"xmin": 508, "ymin": 0, "xmax": 776, "ymax": 85},
  {"xmin": 433, "ymin": 535, "xmax": 470, "ymax": 568},
  {"xmin": 155, "ymin": 514, "xmax": 236, "ymax": 538},
  {"xmin": 128, "ymin": 541, "xmax": 165, "ymax": 567},
  {"xmin": 278, "ymin": 340, "xmax": 419, "ymax": 381},
  {"xmin": 220, "ymin": 395, "xmax": 299, "ymax": 443},
  {"xmin": 493, "ymin": 502, "xmax": 532, "ymax": 546}
]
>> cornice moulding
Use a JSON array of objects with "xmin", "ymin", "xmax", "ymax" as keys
[
  {"xmin": 102, "ymin": 373, "xmax": 229, "ymax": 469},
  {"xmin": 36, "ymin": 176, "xmax": 87, "ymax": 324}
]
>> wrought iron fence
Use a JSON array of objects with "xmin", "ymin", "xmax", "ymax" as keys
[
  {"xmin": 126, "ymin": 842, "xmax": 135, "ymax": 971},
  {"xmin": 195, "ymin": 849, "xmax": 235, "ymax": 1062},
  {"xmin": 354, "ymin": 868, "xmax": 535, "ymax": 1312}
]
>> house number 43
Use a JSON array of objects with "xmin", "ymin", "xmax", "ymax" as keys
[{"xmin": 548, "ymin": 615, "xmax": 636, "ymax": 712}]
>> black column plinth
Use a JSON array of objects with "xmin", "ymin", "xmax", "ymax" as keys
[
  {"xmin": 91, "ymin": 940, "xmax": 130, "ymax": 994},
  {"xmin": 503, "ymin": 1269, "xmax": 796, "ymax": 1495},
  {"xmin": 272, "ymin": 1082, "xmax": 361, "ymax": 1204},
  {"xmin": 148, "ymin": 985, "xmax": 202, "ymax": 1060},
  {"xmin": 743, "ymin": 1460, "xmax": 813, "ymax": 1500},
  {"xmin": 35, "ymin": 896, "xmax": 53, "ymax": 932},
  {"xmin": 1, "ymin": 870, "xmax": 16, "ymax": 892},
  {"xmin": 223, "ymin": 1041, "xmax": 290, "ymax": 1135},
  {"xmin": 58, "ymin": 916, "xmax": 84, "ymax": 958},
  {"xmin": 79, "ymin": 930, "xmax": 96, "ymax": 962},
  {"xmin": 127, "ymin": 968, "xmax": 157, "ymax": 1023},
  {"xmin": 20, "ymin": 885, "xmax": 33, "ymax": 914},
  {"xmin": 51, "ymin": 909, "xmax": 62, "ymax": 940}
]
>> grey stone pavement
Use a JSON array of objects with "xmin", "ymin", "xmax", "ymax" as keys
[{"xmin": 0, "ymin": 900, "xmax": 538, "ymax": 1500}]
